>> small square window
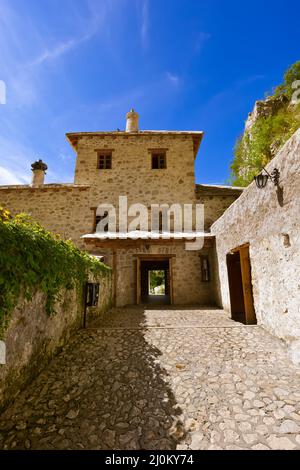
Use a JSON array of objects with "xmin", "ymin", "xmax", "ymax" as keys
[
  {"xmin": 97, "ymin": 153, "xmax": 112, "ymax": 169},
  {"xmin": 152, "ymin": 152, "xmax": 166, "ymax": 169},
  {"xmin": 93, "ymin": 210, "xmax": 109, "ymax": 232}
]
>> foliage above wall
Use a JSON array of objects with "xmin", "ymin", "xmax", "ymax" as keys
[
  {"xmin": 230, "ymin": 61, "xmax": 300, "ymax": 186},
  {"xmin": 0, "ymin": 209, "xmax": 111, "ymax": 336}
]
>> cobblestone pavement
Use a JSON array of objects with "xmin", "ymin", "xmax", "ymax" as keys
[{"xmin": 1, "ymin": 306, "xmax": 300, "ymax": 450}]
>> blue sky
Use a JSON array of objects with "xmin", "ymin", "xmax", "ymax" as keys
[{"xmin": 0, "ymin": 0, "xmax": 299, "ymax": 186}]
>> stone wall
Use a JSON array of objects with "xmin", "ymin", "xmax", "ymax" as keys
[
  {"xmin": 114, "ymin": 243, "xmax": 214, "ymax": 307},
  {"xmin": 0, "ymin": 185, "xmax": 91, "ymax": 250},
  {"xmin": 0, "ymin": 273, "xmax": 112, "ymax": 412},
  {"xmin": 211, "ymin": 129, "xmax": 300, "ymax": 363},
  {"xmin": 195, "ymin": 185, "xmax": 242, "ymax": 230},
  {"xmin": 0, "ymin": 131, "xmax": 243, "ymax": 309},
  {"xmin": 74, "ymin": 134, "xmax": 197, "ymax": 205},
  {"xmin": 0, "ymin": 131, "xmax": 243, "ymax": 244}
]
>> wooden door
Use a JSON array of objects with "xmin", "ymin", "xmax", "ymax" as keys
[
  {"xmin": 239, "ymin": 245, "xmax": 256, "ymax": 324},
  {"xmin": 226, "ymin": 252, "xmax": 245, "ymax": 322}
]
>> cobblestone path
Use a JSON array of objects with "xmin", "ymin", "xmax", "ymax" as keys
[{"xmin": 1, "ymin": 307, "xmax": 300, "ymax": 450}]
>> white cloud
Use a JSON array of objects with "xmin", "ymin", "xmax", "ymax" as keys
[
  {"xmin": 29, "ymin": 11, "xmax": 105, "ymax": 68},
  {"xmin": 30, "ymin": 38, "xmax": 82, "ymax": 67},
  {"xmin": 0, "ymin": 136, "xmax": 32, "ymax": 185},
  {"xmin": 0, "ymin": 0, "xmax": 109, "ymax": 107},
  {"xmin": 0, "ymin": 135, "xmax": 74, "ymax": 185},
  {"xmin": 0, "ymin": 166, "xmax": 28, "ymax": 185},
  {"xmin": 166, "ymin": 72, "xmax": 180, "ymax": 86}
]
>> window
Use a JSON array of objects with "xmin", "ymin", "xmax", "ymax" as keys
[
  {"xmin": 97, "ymin": 152, "xmax": 112, "ymax": 169},
  {"xmin": 200, "ymin": 256, "xmax": 210, "ymax": 282},
  {"xmin": 152, "ymin": 152, "xmax": 166, "ymax": 169},
  {"xmin": 95, "ymin": 213, "xmax": 109, "ymax": 232},
  {"xmin": 92, "ymin": 208, "xmax": 109, "ymax": 232}
]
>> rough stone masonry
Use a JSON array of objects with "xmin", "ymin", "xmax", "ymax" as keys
[{"xmin": 212, "ymin": 129, "xmax": 300, "ymax": 364}]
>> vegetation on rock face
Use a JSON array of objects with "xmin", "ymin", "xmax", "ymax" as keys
[
  {"xmin": 0, "ymin": 209, "xmax": 111, "ymax": 336},
  {"xmin": 230, "ymin": 61, "xmax": 300, "ymax": 186}
]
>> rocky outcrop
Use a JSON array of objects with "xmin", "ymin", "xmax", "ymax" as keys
[
  {"xmin": 245, "ymin": 95, "xmax": 289, "ymax": 133},
  {"xmin": 234, "ymin": 94, "xmax": 292, "ymax": 183}
]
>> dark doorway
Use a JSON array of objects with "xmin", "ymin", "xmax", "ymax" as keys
[
  {"xmin": 226, "ymin": 245, "xmax": 256, "ymax": 324},
  {"xmin": 140, "ymin": 259, "xmax": 171, "ymax": 305},
  {"xmin": 227, "ymin": 252, "xmax": 245, "ymax": 323}
]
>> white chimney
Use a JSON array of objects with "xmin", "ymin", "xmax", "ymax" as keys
[{"xmin": 126, "ymin": 108, "xmax": 139, "ymax": 132}]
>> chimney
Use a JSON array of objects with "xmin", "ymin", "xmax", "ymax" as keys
[
  {"xmin": 31, "ymin": 159, "xmax": 48, "ymax": 186},
  {"xmin": 126, "ymin": 108, "xmax": 139, "ymax": 132}
]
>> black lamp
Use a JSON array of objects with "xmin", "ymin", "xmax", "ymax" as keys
[{"xmin": 254, "ymin": 168, "xmax": 280, "ymax": 189}]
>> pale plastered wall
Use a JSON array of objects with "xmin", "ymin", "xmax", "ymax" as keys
[{"xmin": 212, "ymin": 129, "xmax": 300, "ymax": 363}]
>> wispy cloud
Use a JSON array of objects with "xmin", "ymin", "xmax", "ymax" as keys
[
  {"xmin": 0, "ymin": 136, "xmax": 32, "ymax": 185},
  {"xmin": 0, "ymin": 0, "xmax": 109, "ymax": 107},
  {"xmin": 166, "ymin": 72, "xmax": 180, "ymax": 86},
  {"xmin": 0, "ymin": 166, "xmax": 27, "ymax": 185},
  {"xmin": 138, "ymin": 0, "xmax": 149, "ymax": 48},
  {"xmin": 194, "ymin": 31, "xmax": 211, "ymax": 53},
  {"xmin": 0, "ymin": 133, "xmax": 75, "ymax": 185},
  {"xmin": 234, "ymin": 75, "xmax": 266, "ymax": 88},
  {"xmin": 30, "ymin": 38, "xmax": 85, "ymax": 67},
  {"xmin": 29, "ymin": 6, "xmax": 105, "ymax": 67}
]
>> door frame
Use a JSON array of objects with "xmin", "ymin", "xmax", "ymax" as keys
[
  {"xmin": 136, "ymin": 254, "xmax": 175, "ymax": 305},
  {"xmin": 227, "ymin": 243, "xmax": 256, "ymax": 324}
]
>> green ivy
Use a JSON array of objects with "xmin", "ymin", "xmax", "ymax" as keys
[{"xmin": 0, "ymin": 213, "xmax": 111, "ymax": 337}]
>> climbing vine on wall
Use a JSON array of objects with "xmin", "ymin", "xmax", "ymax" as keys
[{"xmin": 0, "ymin": 210, "xmax": 111, "ymax": 336}]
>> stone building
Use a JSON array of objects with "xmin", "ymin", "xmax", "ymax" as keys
[
  {"xmin": 212, "ymin": 128, "xmax": 300, "ymax": 362},
  {"xmin": 0, "ymin": 110, "xmax": 242, "ymax": 307}
]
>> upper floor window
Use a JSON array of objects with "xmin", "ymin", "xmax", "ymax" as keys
[
  {"xmin": 97, "ymin": 151, "xmax": 112, "ymax": 169},
  {"xmin": 151, "ymin": 152, "xmax": 166, "ymax": 169}
]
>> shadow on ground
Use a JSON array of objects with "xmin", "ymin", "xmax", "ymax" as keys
[{"xmin": 0, "ymin": 307, "xmax": 185, "ymax": 450}]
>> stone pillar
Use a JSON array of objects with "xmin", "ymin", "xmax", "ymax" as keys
[
  {"xmin": 125, "ymin": 109, "xmax": 139, "ymax": 132},
  {"xmin": 31, "ymin": 159, "xmax": 48, "ymax": 187}
]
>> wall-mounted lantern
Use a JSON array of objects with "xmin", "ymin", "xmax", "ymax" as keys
[{"xmin": 254, "ymin": 168, "xmax": 280, "ymax": 189}]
